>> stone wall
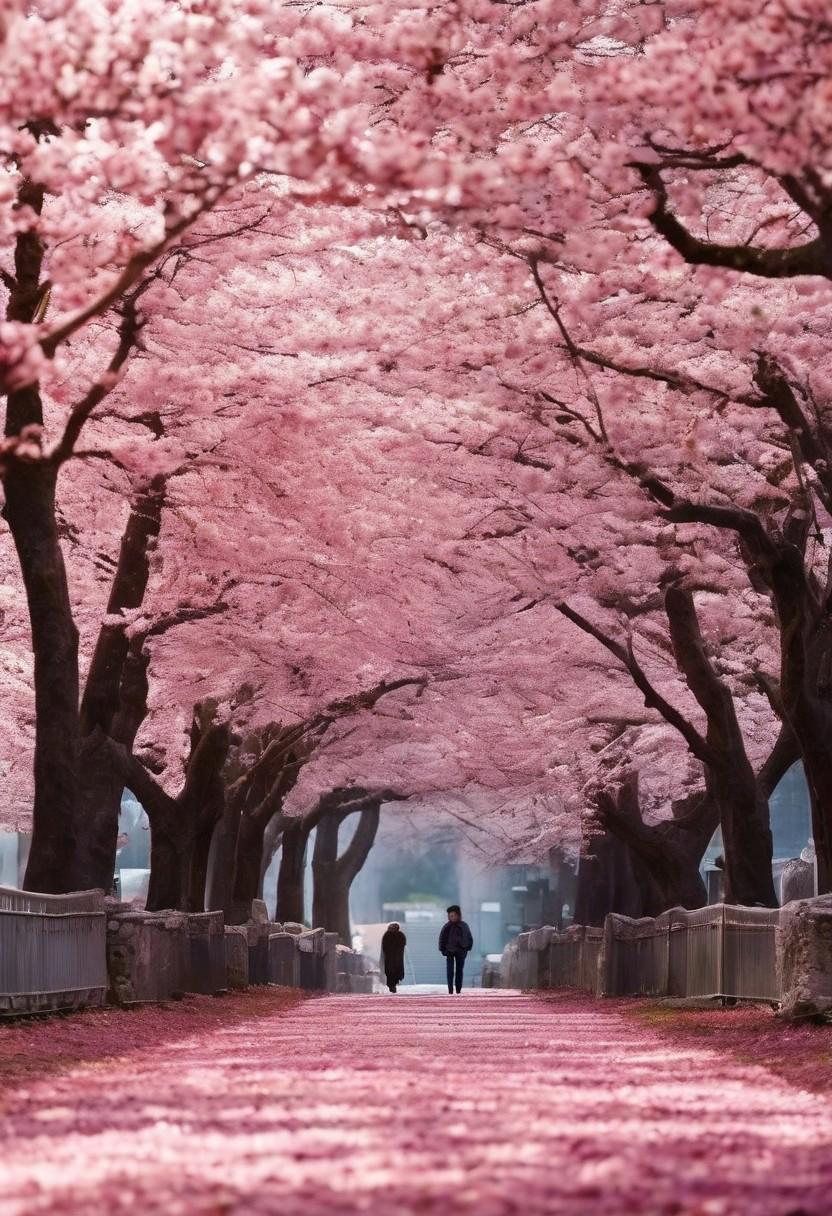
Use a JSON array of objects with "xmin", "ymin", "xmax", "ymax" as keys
[
  {"xmin": 105, "ymin": 903, "xmax": 373, "ymax": 1005},
  {"xmin": 779, "ymin": 895, "xmax": 832, "ymax": 1020}
]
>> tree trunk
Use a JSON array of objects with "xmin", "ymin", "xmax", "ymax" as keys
[
  {"xmin": 146, "ymin": 823, "xmax": 183, "ymax": 912},
  {"xmin": 128, "ymin": 716, "xmax": 230, "ymax": 913},
  {"xmin": 775, "ymin": 572, "xmax": 832, "ymax": 892},
  {"xmin": 311, "ymin": 812, "xmax": 342, "ymax": 931},
  {"xmin": 228, "ymin": 812, "xmax": 270, "ymax": 925},
  {"xmin": 597, "ymin": 774, "xmax": 715, "ymax": 914},
  {"xmin": 665, "ymin": 587, "xmax": 777, "ymax": 907},
  {"xmin": 207, "ymin": 805, "xmax": 239, "ymax": 915},
  {"xmin": 180, "ymin": 717, "xmax": 231, "ymax": 913},
  {"xmin": 258, "ymin": 813, "xmax": 284, "ymax": 899},
  {"xmin": 3, "ymin": 181, "xmax": 80, "ymax": 893},
  {"xmin": 76, "ymin": 473, "xmax": 166, "ymax": 890},
  {"xmin": 311, "ymin": 802, "xmax": 380, "ymax": 944},
  {"xmin": 77, "ymin": 730, "xmax": 130, "ymax": 894},
  {"xmin": 575, "ymin": 828, "xmax": 646, "ymax": 926},
  {"xmin": 6, "ymin": 455, "xmax": 83, "ymax": 893},
  {"xmin": 276, "ymin": 818, "xmax": 309, "ymax": 924}
]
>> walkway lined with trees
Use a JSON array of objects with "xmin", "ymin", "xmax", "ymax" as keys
[{"xmin": 0, "ymin": 992, "xmax": 830, "ymax": 1215}]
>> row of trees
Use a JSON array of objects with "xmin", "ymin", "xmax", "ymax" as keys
[{"xmin": 0, "ymin": 1, "xmax": 830, "ymax": 927}]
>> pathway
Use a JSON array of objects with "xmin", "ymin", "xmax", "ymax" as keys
[{"xmin": 1, "ymin": 991, "xmax": 831, "ymax": 1214}]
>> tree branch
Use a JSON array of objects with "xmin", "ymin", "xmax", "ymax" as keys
[
  {"xmin": 336, "ymin": 802, "xmax": 382, "ymax": 882},
  {"xmin": 632, "ymin": 162, "xmax": 831, "ymax": 279},
  {"xmin": 50, "ymin": 294, "xmax": 145, "ymax": 464},
  {"xmin": 557, "ymin": 600, "xmax": 715, "ymax": 764}
]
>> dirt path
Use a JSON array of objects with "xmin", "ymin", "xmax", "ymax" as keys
[{"xmin": 0, "ymin": 990, "xmax": 830, "ymax": 1215}]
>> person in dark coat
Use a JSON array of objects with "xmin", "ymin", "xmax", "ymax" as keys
[
  {"xmin": 438, "ymin": 904, "xmax": 474, "ymax": 993},
  {"xmin": 381, "ymin": 922, "xmax": 407, "ymax": 992}
]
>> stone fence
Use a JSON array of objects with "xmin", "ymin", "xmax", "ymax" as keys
[
  {"xmin": 0, "ymin": 888, "xmax": 378, "ymax": 1015},
  {"xmin": 484, "ymin": 897, "xmax": 832, "ymax": 1020}
]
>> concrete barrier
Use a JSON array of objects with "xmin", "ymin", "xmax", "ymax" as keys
[
  {"xmin": 336, "ymin": 944, "xmax": 377, "ymax": 993},
  {"xmin": 186, "ymin": 912, "xmax": 226, "ymax": 995},
  {"xmin": 247, "ymin": 921, "xmax": 271, "ymax": 985},
  {"xmin": 298, "ymin": 928, "xmax": 327, "ymax": 990},
  {"xmin": 324, "ymin": 933, "xmax": 339, "ymax": 993},
  {"xmin": 225, "ymin": 926, "xmax": 249, "ymax": 989},
  {"xmin": 107, "ymin": 910, "xmax": 189, "ymax": 1005},
  {"xmin": 269, "ymin": 932, "xmax": 300, "ymax": 987}
]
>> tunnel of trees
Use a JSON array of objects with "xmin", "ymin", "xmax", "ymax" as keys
[{"xmin": 0, "ymin": 0, "xmax": 828, "ymax": 936}]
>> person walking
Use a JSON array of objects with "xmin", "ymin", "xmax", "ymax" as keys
[
  {"xmin": 380, "ymin": 922, "xmax": 407, "ymax": 993},
  {"xmin": 439, "ymin": 905, "xmax": 473, "ymax": 993}
]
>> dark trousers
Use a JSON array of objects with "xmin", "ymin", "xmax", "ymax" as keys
[{"xmin": 446, "ymin": 952, "xmax": 465, "ymax": 992}]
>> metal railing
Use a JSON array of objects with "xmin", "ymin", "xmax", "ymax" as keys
[
  {"xmin": 494, "ymin": 903, "xmax": 782, "ymax": 1003},
  {"xmin": 0, "ymin": 885, "xmax": 107, "ymax": 1014}
]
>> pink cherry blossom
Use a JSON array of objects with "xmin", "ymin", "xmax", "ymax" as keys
[{"xmin": 0, "ymin": 991, "xmax": 831, "ymax": 1214}]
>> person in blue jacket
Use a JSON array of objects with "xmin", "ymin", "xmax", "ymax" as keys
[{"xmin": 438, "ymin": 905, "xmax": 474, "ymax": 993}]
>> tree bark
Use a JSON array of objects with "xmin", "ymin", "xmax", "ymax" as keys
[
  {"xmin": 276, "ymin": 817, "xmax": 310, "ymax": 924},
  {"xmin": 206, "ymin": 804, "xmax": 239, "ymax": 915},
  {"xmin": 311, "ymin": 811, "xmax": 344, "ymax": 931},
  {"xmin": 75, "ymin": 473, "xmax": 166, "ymax": 890},
  {"xmin": 311, "ymin": 806, "xmax": 381, "ymax": 943},
  {"xmin": 3, "ymin": 183, "xmax": 80, "ymax": 892},
  {"xmin": 72, "ymin": 476, "xmax": 167, "ymax": 894},
  {"xmin": 6, "ymin": 456, "xmax": 83, "ymax": 893},
  {"xmin": 664, "ymin": 587, "xmax": 778, "ymax": 906},
  {"xmin": 309, "ymin": 792, "xmax": 382, "ymax": 942},
  {"xmin": 228, "ymin": 811, "xmax": 272, "ymax": 925},
  {"xmin": 597, "ymin": 774, "xmax": 716, "ymax": 914},
  {"xmin": 126, "ymin": 756, "xmax": 180, "ymax": 912},
  {"xmin": 652, "ymin": 492, "xmax": 831, "ymax": 892},
  {"xmin": 127, "ymin": 715, "xmax": 231, "ymax": 912},
  {"xmin": 226, "ymin": 730, "xmax": 303, "ymax": 925},
  {"xmin": 763, "ymin": 547, "xmax": 832, "ymax": 892},
  {"xmin": 258, "ymin": 813, "xmax": 284, "ymax": 899},
  {"xmin": 574, "ymin": 827, "xmax": 647, "ymax": 927}
]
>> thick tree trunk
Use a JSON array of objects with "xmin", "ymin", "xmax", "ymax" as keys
[
  {"xmin": 276, "ymin": 818, "xmax": 309, "ymax": 924},
  {"xmin": 146, "ymin": 825, "xmax": 183, "ymax": 912},
  {"xmin": 128, "ymin": 717, "xmax": 230, "ymax": 913},
  {"xmin": 775, "ymin": 576, "xmax": 832, "ymax": 891},
  {"xmin": 258, "ymin": 813, "xmax": 284, "ymax": 899},
  {"xmin": 207, "ymin": 805, "xmax": 239, "ymax": 915},
  {"xmin": 76, "ymin": 473, "xmax": 166, "ymax": 890},
  {"xmin": 6, "ymin": 456, "xmax": 83, "ymax": 893},
  {"xmin": 665, "ymin": 588, "xmax": 778, "ymax": 907},
  {"xmin": 575, "ymin": 828, "xmax": 646, "ymax": 926},
  {"xmin": 125, "ymin": 757, "xmax": 180, "ymax": 912},
  {"xmin": 597, "ymin": 775, "xmax": 715, "ymax": 914},
  {"xmin": 77, "ymin": 730, "xmax": 130, "ymax": 894},
  {"xmin": 311, "ymin": 812, "xmax": 342, "ymax": 931},
  {"xmin": 180, "ymin": 718, "xmax": 231, "ymax": 913},
  {"xmin": 3, "ymin": 182, "xmax": 81, "ymax": 893},
  {"xmin": 708, "ymin": 764, "xmax": 777, "ymax": 905},
  {"xmin": 312, "ymin": 802, "xmax": 380, "ymax": 944},
  {"xmin": 228, "ymin": 813, "xmax": 270, "ymax": 925}
]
